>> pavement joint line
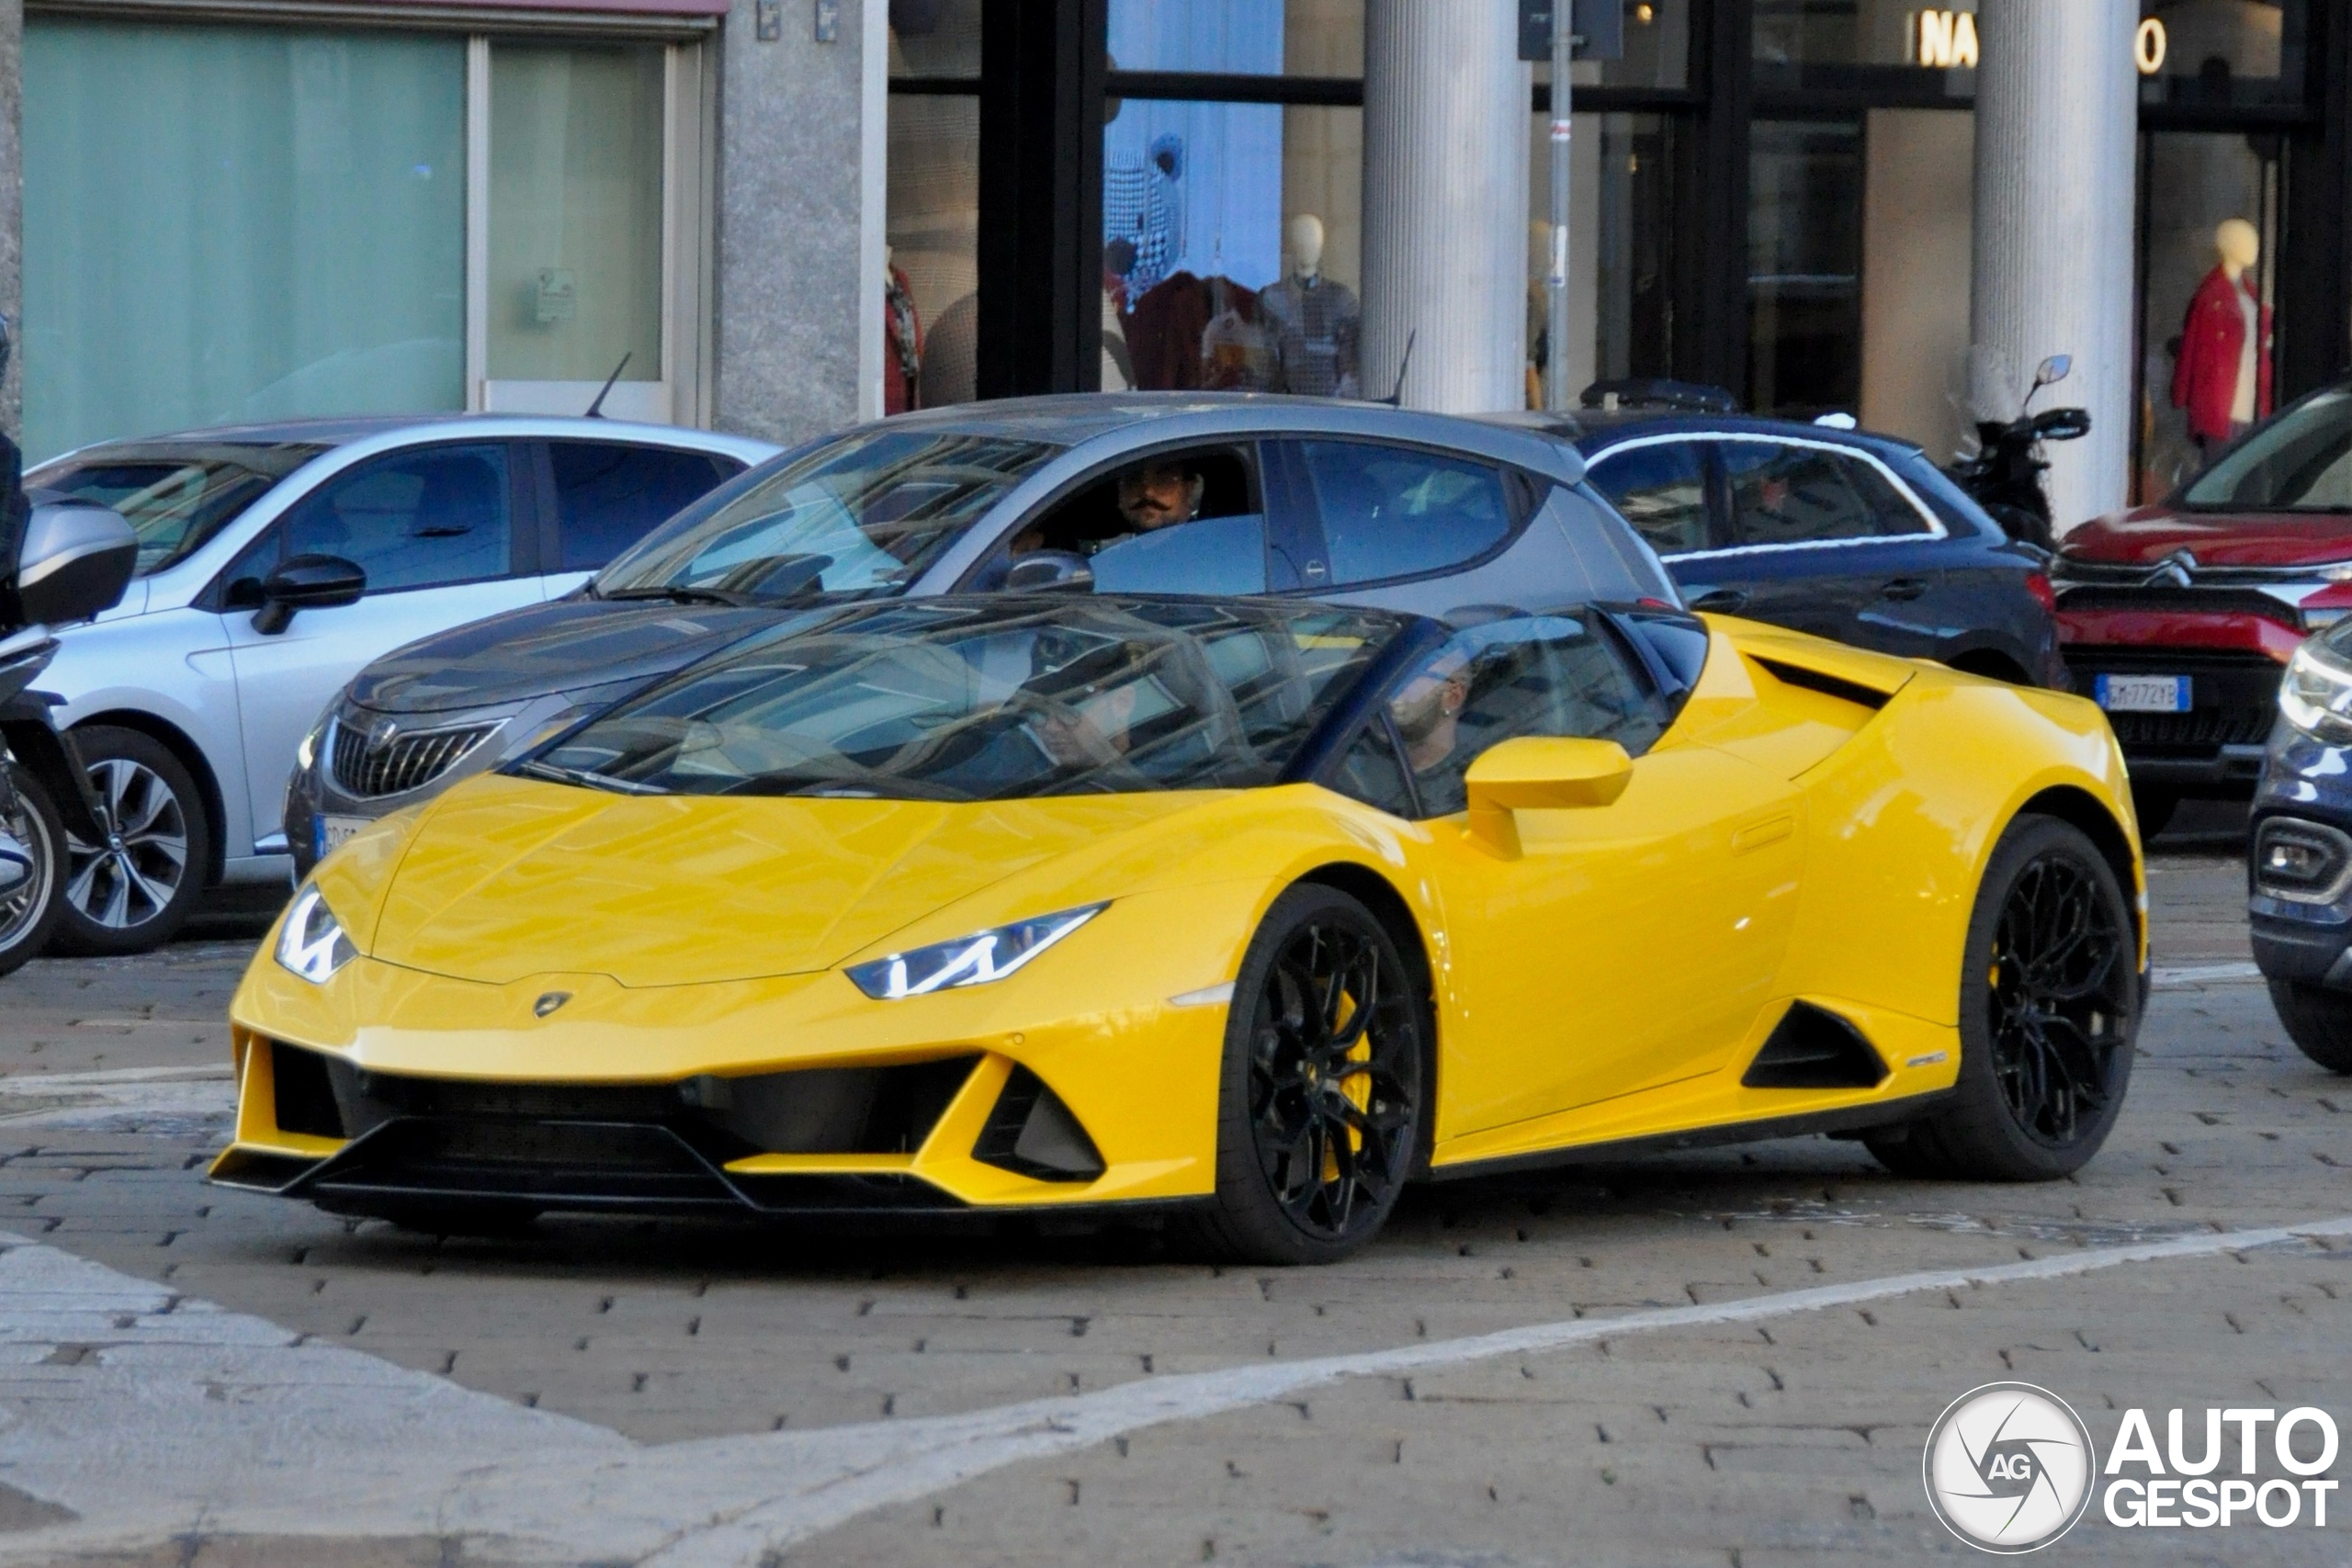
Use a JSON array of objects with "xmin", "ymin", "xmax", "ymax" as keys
[
  {"xmin": 1, "ymin": 1212, "xmax": 2348, "ymax": 1564},
  {"xmin": 2148, "ymin": 960, "xmax": 2263, "ymax": 987}
]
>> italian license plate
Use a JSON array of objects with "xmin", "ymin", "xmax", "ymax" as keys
[
  {"xmin": 2093, "ymin": 673, "xmax": 2191, "ymax": 714},
  {"xmin": 314, "ymin": 815, "xmax": 368, "ymax": 860}
]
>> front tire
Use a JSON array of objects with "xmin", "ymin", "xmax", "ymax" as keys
[
  {"xmin": 1183, "ymin": 885, "xmax": 1427, "ymax": 1266},
  {"xmin": 1867, "ymin": 815, "xmax": 2139, "ymax": 1181},
  {"xmin": 52, "ymin": 726, "xmax": 209, "ymax": 956},
  {"xmin": 0, "ymin": 767, "xmax": 66, "ymax": 977},
  {"xmin": 2267, "ymin": 979, "xmax": 2352, "ymax": 1075}
]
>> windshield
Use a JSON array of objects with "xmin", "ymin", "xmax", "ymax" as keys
[
  {"xmin": 525, "ymin": 597, "xmax": 1402, "ymax": 801},
  {"xmin": 2180, "ymin": 390, "xmax": 2352, "ymax": 512},
  {"xmin": 29, "ymin": 442, "xmax": 326, "ymax": 575},
  {"xmin": 594, "ymin": 429, "xmax": 1059, "ymax": 604}
]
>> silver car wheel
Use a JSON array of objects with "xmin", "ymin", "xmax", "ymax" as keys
[
  {"xmin": 65, "ymin": 757, "xmax": 191, "ymax": 931},
  {"xmin": 0, "ymin": 781, "xmax": 57, "ymax": 955}
]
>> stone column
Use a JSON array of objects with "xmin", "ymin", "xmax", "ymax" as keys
[
  {"xmin": 713, "ymin": 0, "xmax": 883, "ymax": 444},
  {"xmin": 0, "ymin": 0, "xmax": 20, "ymax": 440},
  {"xmin": 1969, "ymin": 0, "xmax": 2137, "ymax": 533},
  {"xmin": 1360, "ymin": 0, "xmax": 1529, "ymax": 414}
]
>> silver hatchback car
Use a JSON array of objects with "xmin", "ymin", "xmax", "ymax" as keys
[
  {"xmin": 28, "ymin": 415, "xmax": 777, "ymax": 953},
  {"xmin": 284, "ymin": 394, "xmax": 1677, "ymax": 874}
]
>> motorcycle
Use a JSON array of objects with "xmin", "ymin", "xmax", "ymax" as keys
[
  {"xmin": 0, "ymin": 329, "xmax": 140, "ymax": 976},
  {"xmin": 1948, "ymin": 353, "xmax": 2092, "ymax": 551}
]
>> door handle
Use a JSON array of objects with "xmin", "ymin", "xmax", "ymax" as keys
[
  {"xmin": 1690, "ymin": 588, "xmax": 1748, "ymax": 614},
  {"xmin": 1880, "ymin": 577, "xmax": 1929, "ymax": 602}
]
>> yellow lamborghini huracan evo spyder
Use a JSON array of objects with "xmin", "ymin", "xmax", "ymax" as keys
[{"xmin": 216, "ymin": 594, "xmax": 2145, "ymax": 1263}]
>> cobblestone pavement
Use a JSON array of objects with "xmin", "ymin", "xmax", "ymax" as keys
[{"xmin": 0, "ymin": 814, "xmax": 2346, "ymax": 1566}]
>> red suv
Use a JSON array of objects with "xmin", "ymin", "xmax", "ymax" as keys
[{"xmin": 2053, "ymin": 385, "xmax": 2352, "ymax": 836}]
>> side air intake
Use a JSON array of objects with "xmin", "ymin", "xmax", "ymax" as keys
[
  {"xmin": 973, "ymin": 1067, "xmax": 1105, "ymax": 1182},
  {"xmin": 1742, "ymin": 1001, "xmax": 1889, "ymax": 1089}
]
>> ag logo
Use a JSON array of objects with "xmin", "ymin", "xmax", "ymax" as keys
[{"xmin": 1924, "ymin": 1382, "xmax": 2096, "ymax": 1552}]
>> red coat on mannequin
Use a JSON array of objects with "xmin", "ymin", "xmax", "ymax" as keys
[{"xmin": 2171, "ymin": 265, "xmax": 2271, "ymax": 443}]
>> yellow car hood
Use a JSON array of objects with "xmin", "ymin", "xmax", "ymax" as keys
[{"xmin": 365, "ymin": 773, "xmax": 1215, "ymax": 987}]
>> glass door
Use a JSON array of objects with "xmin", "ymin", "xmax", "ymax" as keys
[{"xmin": 476, "ymin": 41, "xmax": 676, "ymax": 423}]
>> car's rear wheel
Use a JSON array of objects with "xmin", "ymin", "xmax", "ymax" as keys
[
  {"xmin": 2266, "ymin": 979, "xmax": 2352, "ymax": 1074},
  {"xmin": 1183, "ymin": 885, "xmax": 1426, "ymax": 1266},
  {"xmin": 52, "ymin": 727, "xmax": 209, "ymax": 956},
  {"xmin": 1867, "ymin": 815, "xmax": 2138, "ymax": 1181},
  {"xmin": 0, "ymin": 767, "xmax": 66, "ymax": 977}
]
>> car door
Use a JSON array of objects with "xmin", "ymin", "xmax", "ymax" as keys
[
  {"xmin": 1266, "ymin": 437, "xmax": 1524, "ymax": 610},
  {"xmin": 221, "ymin": 442, "xmax": 540, "ymax": 852},
  {"xmin": 537, "ymin": 440, "xmax": 743, "ymax": 592},
  {"xmin": 1703, "ymin": 437, "xmax": 1947, "ymax": 657},
  {"xmin": 1334, "ymin": 612, "xmax": 1804, "ymax": 1139}
]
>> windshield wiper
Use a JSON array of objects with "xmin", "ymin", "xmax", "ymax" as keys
[
  {"xmin": 512, "ymin": 760, "xmax": 665, "ymax": 795},
  {"xmin": 596, "ymin": 584, "xmax": 759, "ymax": 608}
]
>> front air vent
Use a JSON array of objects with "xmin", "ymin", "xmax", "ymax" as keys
[
  {"xmin": 330, "ymin": 718, "xmax": 499, "ymax": 799},
  {"xmin": 973, "ymin": 1067, "xmax": 1106, "ymax": 1182},
  {"xmin": 1742, "ymin": 1002, "xmax": 1889, "ymax": 1089},
  {"xmin": 271, "ymin": 1042, "xmax": 345, "ymax": 1138}
]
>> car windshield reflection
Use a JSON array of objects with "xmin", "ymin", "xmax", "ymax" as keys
[
  {"xmin": 595, "ymin": 430, "xmax": 1061, "ymax": 604},
  {"xmin": 521, "ymin": 597, "xmax": 1402, "ymax": 801}
]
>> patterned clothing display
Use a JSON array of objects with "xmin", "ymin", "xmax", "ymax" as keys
[
  {"xmin": 1199, "ymin": 279, "xmax": 1273, "ymax": 390},
  {"xmin": 1260, "ymin": 275, "xmax": 1361, "ymax": 398},
  {"xmin": 883, "ymin": 264, "xmax": 922, "ymax": 415},
  {"xmin": 1102, "ymin": 133, "xmax": 1187, "ymax": 299}
]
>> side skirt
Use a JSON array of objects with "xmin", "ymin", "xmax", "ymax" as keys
[{"xmin": 1423, "ymin": 1089, "xmax": 1956, "ymax": 1184}]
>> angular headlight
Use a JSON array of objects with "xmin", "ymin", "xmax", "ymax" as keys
[
  {"xmin": 2280, "ymin": 641, "xmax": 2352, "ymax": 746},
  {"xmin": 276, "ymin": 883, "xmax": 357, "ymax": 984},
  {"xmin": 845, "ymin": 903, "xmax": 1107, "ymax": 1000}
]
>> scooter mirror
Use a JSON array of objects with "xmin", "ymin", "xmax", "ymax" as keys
[
  {"xmin": 2035, "ymin": 354, "xmax": 2072, "ymax": 386},
  {"xmin": 17, "ymin": 502, "xmax": 135, "ymax": 626}
]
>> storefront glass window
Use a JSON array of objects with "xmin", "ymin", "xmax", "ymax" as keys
[
  {"xmin": 888, "ymin": 94, "xmax": 980, "ymax": 408},
  {"xmin": 22, "ymin": 20, "xmax": 466, "ymax": 462},
  {"xmin": 1747, "ymin": 118, "xmax": 1862, "ymax": 418},
  {"xmin": 2140, "ymin": 1, "xmax": 2303, "ymax": 109},
  {"xmin": 1524, "ymin": 111, "xmax": 1679, "ymax": 407},
  {"xmin": 1104, "ymin": 100, "xmax": 1362, "ymax": 395},
  {"xmin": 1752, "ymin": 0, "xmax": 1974, "ymax": 98},
  {"xmin": 888, "ymin": 0, "xmax": 980, "ymax": 79},
  {"xmin": 2135, "ymin": 130, "xmax": 2280, "ymax": 500},
  {"xmin": 1107, "ymin": 0, "xmax": 1363, "ymax": 79},
  {"xmin": 486, "ymin": 44, "xmax": 665, "ymax": 389},
  {"xmin": 1535, "ymin": 1, "xmax": 1691, "ymax": 92}
]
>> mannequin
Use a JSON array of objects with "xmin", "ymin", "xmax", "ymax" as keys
[
  {"xmin": 1260, "ymin": 214, "xmax": 1361, "ymax": 398},
  {"xmin": 882, "ymin": 244, "xmax": 922, "ymax": 415},
  {"xmin": 2171, "ymin": 218, "xmax": 2272, "ymax": 451}
]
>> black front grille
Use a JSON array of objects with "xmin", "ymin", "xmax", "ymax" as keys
[
  {"xmin": 2063, "ymin": 649, "xmax": 2284, "ymax": 755},
  {"xmin": 330, "ymin": 718, "xmax": 497, "ymax": 799},
  {"xmin": 2105, "ymin": 707, "xmax": 2277, "ymax": 749}
]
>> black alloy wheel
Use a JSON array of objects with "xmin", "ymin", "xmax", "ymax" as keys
[
  {"xmin": 1868, "ymin": 815, "xmax": 2138, "ymax": 1180},
  {"xmin": 1187, "ymin": 884, "xmax": 1426, "ymax": 1265},
  {"xmin": 51, "ymin": 727, "xmax": 210, "ymax": 956}
]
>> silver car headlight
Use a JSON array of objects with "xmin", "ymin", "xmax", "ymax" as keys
[
  {"xmin": 276, "ymin": 882, "xmax": 357, "ymax": 984},
  {"xmin": 2280, "ymin": 642, "xmax": 2352, "ymax": 746},
  {"xmin": 845, "ymin": 904, "xmax": 1106, "ymax": 1000}
]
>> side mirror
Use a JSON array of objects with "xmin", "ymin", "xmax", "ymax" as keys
[
  {"xmin": 1463, "ymin": 736, "xmax": 1634, "ymax": 857},
  {"xmin": 252, "ymin": 554, "xmax": 366, "ymax": 635},
  {"xmin": 1001, "ymin": 550, "xmax": 1095, "ymax": 592},
  {"xmin": 2035, "ymin": 354, "xmax": 2073, "ymax": 387},
  {"xmin": 17, "ymin": 502, "xmax": 137, "ymax": 626}
]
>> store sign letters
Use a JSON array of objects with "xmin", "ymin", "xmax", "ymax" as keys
[{"xmin": 1908, "ymin": 11, "xmax": 2168, "ymax": 75}]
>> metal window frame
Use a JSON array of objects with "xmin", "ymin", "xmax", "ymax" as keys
[{"xmin": 1588, "ymin": 429, "xmax": 1948, "ymax": 560}]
